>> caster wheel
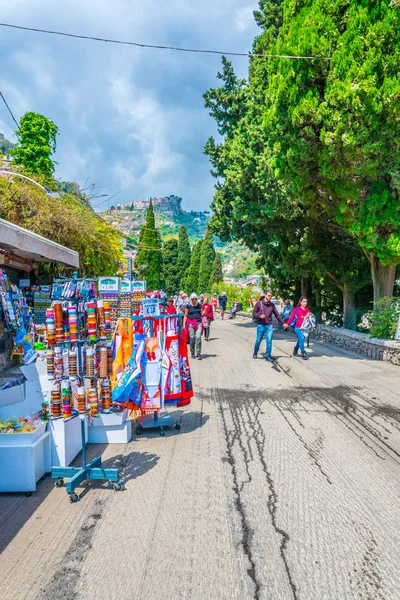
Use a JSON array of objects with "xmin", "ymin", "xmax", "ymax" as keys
[
  {"xmin": 55, "ymin": 478, "xmax": 64, "ymax": 488},
  {"xmin": 160, "ymin": 430, "xmax": 165, "ymax": 437},
  {"xmin": 26, "ymin": 492, "xmax": 32, "ymax": 497},
  {"xmin": 40, "ymin": 474, "xmax": 47, "ymax": 481},
  {"xmin": 175, "ymin": 423, "xmax": 181, "ymax": 430},
  {"xmin": 69, "ymin": 492, "xmax": 79, "ymax": 503},
  {"xmin": 112, "ymin": 482, "xmax": 122, "ymax": 491},
  {"xmin": 136, "ymin": 428, "xmax": 142, "ymax": 436}
]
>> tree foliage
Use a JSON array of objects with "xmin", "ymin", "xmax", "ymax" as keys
[
  {"xmin": 162, "ymin": 238, "xmax": 180, "ymax": 294},
  {"xmin": 204, "ymin": 0, "xmax": 400, "ymax": 319},
  {"xmin": 11, "ymin": 112, "xmax": 58, "ymax": 178},
  {"xmin": 185, "ymin": 239, "xmax": 203, "ymax": 293},
  {"xmin": 198, "ymin": 226, "xmax": 216, "ymax": 293},
  {"xmin": 209, "ymin": 252, "xmax": 223, "ymax": 288},
  {"xmin": 368, "ymin": 297, "xmax": 400, "ymax": 339},
  {"xmin": 135, "ymin": 200, "xmax": 162, "ymax": 290},
  {"xmin": 0, "ymin": 177, "xmax": 123, "ymax": 276},
  {"xmin": 177, "ymin": 225, "xmax": 191, "ymax": 288}
]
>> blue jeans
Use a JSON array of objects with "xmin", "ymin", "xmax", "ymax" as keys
[
  {"xmin": 294, "ymin": 328, "xmax": 306, "ymax": 353},
  {"xmin": 254, "ymin": 324, "xmax": 274, "ymax": 357}
]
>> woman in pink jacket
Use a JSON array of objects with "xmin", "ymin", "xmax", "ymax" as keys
[{"xmin": 287, "ymin": 296, "xmax": 311, "ymax": 360}]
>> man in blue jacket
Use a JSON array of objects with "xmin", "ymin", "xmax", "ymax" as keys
[
  {"xmin": 252, "ymin": 291, "xmax": 288, "ymax": 361},
  {"xmin": 218, "ymin": 292, "xmax": 227, "ymax": 320}
]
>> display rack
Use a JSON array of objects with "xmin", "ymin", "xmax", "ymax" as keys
[
  {"xmin": 49, "ymin": 272, "xmax": 121, "ymax": 503},
  {"xmin": 52, "ymin": 415, "xmax": 121, "ymax": 502},
  {"xmin": 132, "ymin": 313, "xmax": 181, "ymax": 436}
]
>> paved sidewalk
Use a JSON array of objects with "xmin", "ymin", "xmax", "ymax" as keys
[{"xmin": 1, "ymin": 320, "xmax": 400, "ymax": 599}]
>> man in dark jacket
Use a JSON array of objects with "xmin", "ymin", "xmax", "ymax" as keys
[{"xmin": 252, "ymin": 291, "xmax": 288, "ymax": 361}]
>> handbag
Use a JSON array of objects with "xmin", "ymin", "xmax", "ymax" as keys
[
  {"xmin": 289, "ymin": 307, "xmax": 298, "ymax": 328},
  {"xmin": 201, "ymin": 315, "xmax": 209, "ymax": 328}
]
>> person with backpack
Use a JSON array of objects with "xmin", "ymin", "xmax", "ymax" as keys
[
  {"xmin": 287, "ymin": 296, "xmax": 312, "ymax": 360},
  {"xmin": 252, "ymin": 291, "xmax": 289, "ymax": 361}
]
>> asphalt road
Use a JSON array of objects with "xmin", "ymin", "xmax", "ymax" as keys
[{"xmin": 1, "ymin": 319, "xmax": 400, "ymax": 600}]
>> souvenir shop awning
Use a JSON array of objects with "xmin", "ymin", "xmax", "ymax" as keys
[{"xmin": 0, "ymin": 218, "xmax": 79, "ymax": 268}]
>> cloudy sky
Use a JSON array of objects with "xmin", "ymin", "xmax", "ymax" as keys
[{"xmin": 0, "ymin": 1, "xmax": 259, "ymax": 211}]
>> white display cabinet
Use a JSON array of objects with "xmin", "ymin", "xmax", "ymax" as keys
[
  {"xmin": 0, "ymin": 422, "xmax": 51, "ymax": 492},
  {"xmin": 48, "ymin": 413, "xmax": 87, "ymax": 467},
  {"xmin": 87, "ymin": 409, "xmax": 132, "ymax": 444}
]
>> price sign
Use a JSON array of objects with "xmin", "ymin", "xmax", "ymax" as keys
[
  {"xmin": 142, "ymin": 298, "xmax": 160, "ymax": 317},
  {"xmin": 120, "ymin": 279, "xmax": 132, "ymax": 293},
  {"xmin": 98, "ymin": 277, "xmax": 120, "ymax": 293},
  {"xmin": 132, "ymin": 280, "xmax": 146, "ymax": 292}
]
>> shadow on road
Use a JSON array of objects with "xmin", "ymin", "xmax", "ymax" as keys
[{"xmin": 132, "ymin": 410, "xmax": 210, "ymax": 439}]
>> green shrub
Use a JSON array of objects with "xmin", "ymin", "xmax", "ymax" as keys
[{"xmin": 368, "ymin": 297, "xmax": 400, "ymax": 339}]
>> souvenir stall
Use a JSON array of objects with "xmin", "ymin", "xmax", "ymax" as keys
[
  {"xmin": 45, "ymin": 274, "xmax": 122, "ymax": 502},
  {"xmin": 111, "ymin": 296, "xmax": 193, "ymax": 436}
]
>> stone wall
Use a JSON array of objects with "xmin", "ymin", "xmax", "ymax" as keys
[
  {"xmin": 235, "ymin": 312, "xmax": 400, "ymax": 366},
  {"xmin": 313, "ymin": 325, "xmax": 400, "ymax": 365}
]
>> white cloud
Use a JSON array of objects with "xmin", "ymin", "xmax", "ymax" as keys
[{"xmin": 0, "ymin": 0, "xmax": 259, "ymax": 209}]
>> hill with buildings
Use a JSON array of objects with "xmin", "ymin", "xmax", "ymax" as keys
[{"xmin": 101, "ymin": 195, "xmax": 257, "ymax": 277}]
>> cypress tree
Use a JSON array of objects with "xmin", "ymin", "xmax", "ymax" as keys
[
  {"xmin": 162, "ymin": 238, "xmax": 180, "ymax": 294},
  {"xmin": 177, "ymin": 226, "xmax": 191, "ymax": 288},
  {"xmin": 185, "ymin": 239, "xmax": 203, "ymax": 293},
  {"xmin": 198, "ymin": 227, "xmax": 216, "ymax": 293},
  {"xmin": 135, "ymin": 200, "xmax": 162, "ymax": 289},
  {"xmin": 209, "ymin": 252, "xmax": 223, "ymax": 288}
]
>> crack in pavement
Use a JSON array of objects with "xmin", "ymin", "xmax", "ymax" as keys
[
  {"xmin": 215, "ymin": 387, "xmax": 299, "ymax": 600},
  {"xmin": 214, "ymin": 388, "xmax": 262, "ymax": 600},
  {"xmin": 246, "ymin": 399, "xmax": 299, "ymax": 600}
]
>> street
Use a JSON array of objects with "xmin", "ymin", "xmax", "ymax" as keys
[{"xmin": 1, "ymin": 319, "xmax": 400, "ymax": 600}]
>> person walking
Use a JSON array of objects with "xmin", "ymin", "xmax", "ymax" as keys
[
  {"xmin": 252, "ymin": 290, "xmax": 289, "ymax": 361},
  {"xmin": 177, "ymin": 292, "xmax": 189, "ymax": 332},
  {"xmin": 201, "ymin": 296, "xmax": 214, "ymax": 341},
  {"xmin": 218, "ymin": 291, "xmax": 228, "ymax": 320},
  {"xmin": 166, "ymin": 297, "xmax": 176, "ymax": 315},
  {"xmin": 211, "ymin": 293, "xmax": 218, "ymax": 318},
  {"xmin": 279, "ymin": 299, "xmax": 293, "ymax": 329},
  {"xmin": 183, "ymin": 293, "xmax": 203, "ymax": 360},
  {"xmin": 287, "ymin": 296, "xmax": 311, "ymax": 360}
]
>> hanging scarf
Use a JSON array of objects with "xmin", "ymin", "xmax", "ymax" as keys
[
  {"xmin": 141, "ymin": 336, "xmax": 162, "ymax": 414},
  {"xmin": 111, "ymin": 318, "xmax": 133, "ymax": 389},
  {"xmin": 177, "ymin": 328, "xmax": 194, "ymax": 407},
  {"xmin": 162, "ymin": 328, "xmax": 182, "ymax": 405},
  {"xmin": 112, "ymin": 333, "xmax": 146, "ymax": 404}
]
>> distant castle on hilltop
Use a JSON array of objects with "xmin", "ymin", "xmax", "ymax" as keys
[
  {"xmin": 133, "ymin": 195, "xmax": 183, "ymax": 216},
  {"xmin": 111, "ymin": 195, "xmax": 184, "ymax": 217}
]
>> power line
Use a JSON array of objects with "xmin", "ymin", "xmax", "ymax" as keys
[
  {"xmin": 0, "ymin": 90, "xmax": 18, "ymax": 127},
  {"xmin": 0, "ymin": 22, "xmax": 330, "ymax": 60}
]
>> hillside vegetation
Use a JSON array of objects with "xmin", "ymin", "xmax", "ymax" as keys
[{"xmin": 102, "ymin": 196, "xmax": 258, "ymax": 278}]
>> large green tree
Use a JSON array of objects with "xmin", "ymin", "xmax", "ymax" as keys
[
  {"xmin": 185, "ymin": 239, "xmax": 203, "ymax": 293},
  {"xmin": 209, "ymin": 252, "xmax": 224, "ymax": 288},
  {"xmin": 135, "ymin": 200, "xmax": 162, "ymax": 289},
  {"xmin": 205, "ymin": 0, "xmax": 400, "ymax": 311},
  {"xmin": 177, "ymin": 225, "xmax": 191, "ymax": 288},
  {"xmin": 12, "ymin": 112, "xmax": 58, "ymax": 178},
  {"xmin": 198, "ymin": 226, "xmax": 216, "ymax": 292},
  {"xmin": 162, "ymin": 238, "xmax": 180, "ymax": 294},
  {"xmin": 259, "ymin": 0, "xmax": 400, "ymax": 300}
]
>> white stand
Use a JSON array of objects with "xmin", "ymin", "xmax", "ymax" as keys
[
  {"xmin": 49, "ymin": 413, "xmax": 86, "ymax": 467},
  {"xmin": 87, "ymin": 409, "xmax": 132, "ymax": 444},
  {"xmin": 0, "ymin": 423, "xmax": 51, "ymax": 492}
]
